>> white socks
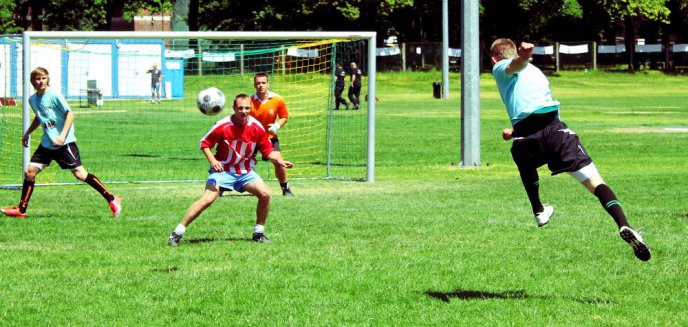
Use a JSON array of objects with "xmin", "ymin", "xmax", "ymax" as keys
[{"xmin": 175, "ymin": 223, "xmax": 263, "ymax": 236}]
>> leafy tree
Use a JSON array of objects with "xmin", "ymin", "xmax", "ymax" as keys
[
  {"xmin": 480, "ymin": 0, "xmax": 584, "ymax": 44},
  {"xmin": 41, "ymin": 0, "xmax": 110, "ymax": 31},
  {"xmin": 604, "ymin": 0, "xmax": 670, "ymax": 70},
  {"xmin": 189, "ymin": 0, "xmax": 412, "ymax": 44},
  {"xmin": 0, "ymin": 0, "xmax": 19, "ymax": 34},
  {"xmin": 12, "ymin": 0, "xmax": 113, "ymax": 31},
  {"xmin": 122, "ymin": 0, "xmax": 173, "ymax": 22},
  {"xmin": 666, "ymin": 0, "xmax": 688, "ymax": 42}
]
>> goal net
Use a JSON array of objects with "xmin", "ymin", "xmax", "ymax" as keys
[{"xmin": 0, "ymin": 32, "xmax": 375, "ymax": 187}]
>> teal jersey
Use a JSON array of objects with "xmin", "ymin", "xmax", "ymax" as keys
[
  {"xmin": 28, "ymin": 89, "xmax": 76, "ymax": 150},
  {"xmin": 492, "ymin": 58, "xmax": 560, "ymax": 126}
]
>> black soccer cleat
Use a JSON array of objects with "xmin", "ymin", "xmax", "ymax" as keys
[
  {"xmin": 619, "ymin": 226, "xmax": 651, "ymax": 261},
  {"xmin": 282, "ymin": 187, "xmax": 294, "ymax": 197},
  {"xmin": 168, "ymin": 231, "xmax": 183, "ymax": 247},
  {"xmin": 252, "ymin": 233, "xmax": 271, "ymax": 243}
]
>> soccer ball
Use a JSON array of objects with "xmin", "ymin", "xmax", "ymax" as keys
[{"xmin": 197, "ymin": 87, "xmax": 225, "ymax": 116}]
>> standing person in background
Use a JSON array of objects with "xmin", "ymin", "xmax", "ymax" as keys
[
  {"xmin": 250, "ymin": 73, "xmax": 294, "ymax": 196},
  {"xmin": 1, "ymin": 67, "xmax": 122, "ymax": 219},
  {"xmin": 348, "ymin": 62, "xmax": 362, "ymax": 109},
  {"xmin": 146, "ymin": 63, "xmax": 162, "ymax": 103},
  {"xmin": 490, "ymin": 38, "xmax": 650, "ymax": 261},
  {"xmin": 333, "ymin": 62, "xmax": 349, "ymax": 110}
]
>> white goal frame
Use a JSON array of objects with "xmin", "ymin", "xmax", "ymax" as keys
[{"xmin": 21, "ymin": 31, "xmax": 377, "ymax": 183}]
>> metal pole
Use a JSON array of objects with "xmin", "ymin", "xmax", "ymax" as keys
[
  {"xmin": 366, "ymin": 35, "xmax": 377, "ymax": 183},
  {"xmin": 25, "ymin": 31, "xmax": 377, "ymax": 40},
  {"xmin": 240, "ymin": 44, "xmax": 244, "ymax": 76},
  {"xmin": 402, "ymin": 42, "xmax": 407, "ymax": 71},
  {"xmin": 21, "ymin": 32, "xmax": 32, "ymax": 180},
  {"xmin": 442, "ymin": 0, "xmax": 449, "ymax": 99},
  {"xmin": 460, "ymin": 0, "xmax": 480, "ymax": 167},
  {"xmin": 555, "ymin": 42, "xmax": 560, "ymax": 72},
  {"xmin": 592, "ymin": 41, "xmax": 597, "ymax": 70}
]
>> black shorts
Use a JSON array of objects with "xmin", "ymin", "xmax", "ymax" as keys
[
  {"xmin": 256, "ymin": 138, "xmax": 281, "ymax": 161},
  {"xmin": 30, "ymin": 143, "xmax": 83, "ymax": 170},
  {"xmin": 510, "ymin": 117, "xmax": 592, "ymax": 175}
]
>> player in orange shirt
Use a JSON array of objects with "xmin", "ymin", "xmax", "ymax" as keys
[{"xmin": 250, "ymin": 73, "xmax": 293, "ymax": 196}]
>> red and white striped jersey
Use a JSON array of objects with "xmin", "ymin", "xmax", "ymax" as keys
[{"xmin": 199, "ymin": 115, "xmax": 273, "ymax": 174}]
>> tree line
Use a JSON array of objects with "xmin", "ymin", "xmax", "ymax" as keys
[{"xmin": 2, "ymin": 1, "xmax": 687, "ymax": 62}]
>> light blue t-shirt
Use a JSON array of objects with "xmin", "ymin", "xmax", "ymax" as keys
[
  {"xmin": 28, "ymin": 89, "xmax": 76, "ymax": 150},
  {"xmin": 492, "ymin": 58, "xmax": 560, "ymax": 126}
]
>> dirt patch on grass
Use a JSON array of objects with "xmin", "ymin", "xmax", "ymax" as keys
[{"xmin": 612, "ymin": 127, "xmax": 688, "ymax": 133}]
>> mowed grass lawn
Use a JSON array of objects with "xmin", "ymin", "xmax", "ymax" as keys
[{"xmin": 1, "ymin": 70, "xmax": 687, "ymax": 326}]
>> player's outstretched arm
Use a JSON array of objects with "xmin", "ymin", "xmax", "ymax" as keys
[
  {"xmin": 202, "ymin": 147, "xmax": 224, "ymax": 172},
  {"xmin": 266, "ymin": 151, "xmax": 293, "ymax": 169},
  {"xmin": 506, "ymin": 42, "xmax": 534, "ymax": 74}
]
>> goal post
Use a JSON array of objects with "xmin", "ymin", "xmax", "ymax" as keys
[{"xmin": 1, "ymin": 31, "xmax": 376, "ymax": 187}]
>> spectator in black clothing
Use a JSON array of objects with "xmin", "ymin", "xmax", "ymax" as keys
[
  {"xmin": 333, "ymin": 62, "xmax": 349, "ymax": 110},
  {"xmin": 348, "ymin": 62, "xmax": 362, "ymax": 109}
]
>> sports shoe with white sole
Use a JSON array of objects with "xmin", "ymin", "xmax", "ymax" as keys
[
  {"xmin": 534, "ymin": 205, "xmax": 554, "ymax": 227},
  {"xmin": 619, "ymin": 226, "xmax": 651, "ymax": 261},
  {"xmin": 252, "ymin": 233, "xmax": 271, "ymax": 243},
  {"xmin": 168, "ymin": 231, "xmax": 183, "ymax": 247}
]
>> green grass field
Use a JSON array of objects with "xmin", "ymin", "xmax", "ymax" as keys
[{"xmin": 1, "ymin": 70, "xmax": 687, "ymax": 326}]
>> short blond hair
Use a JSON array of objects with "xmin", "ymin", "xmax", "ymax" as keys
[
  {"xmin": 30, "ymin": 67, "xmax": 50, "ymax": 88},
  {"xmin": 490, "ymin": 38, "xmax": 517, "ymax": 60}
]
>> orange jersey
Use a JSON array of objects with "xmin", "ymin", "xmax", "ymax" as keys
[{"xmin": 249, "ymin": 91, "xmax": 289, "ymax": 139}]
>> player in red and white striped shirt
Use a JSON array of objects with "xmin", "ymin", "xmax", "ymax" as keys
[{"xmin": 168, "ymin": 94, "xmax": 293, "ymax": 246}]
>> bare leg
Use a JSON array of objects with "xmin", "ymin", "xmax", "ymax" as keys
[
  {"xmin": 242, "ymin": 179, "xmax": 271, "ymax": 226},
  {"xmin": 181, "ymin": 182, "xmax": 220, "ymax": 227}
]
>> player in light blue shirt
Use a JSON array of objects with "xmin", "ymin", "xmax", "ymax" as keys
[
  {"xmin": 28, "ymin": 87, "xmax": 76, "ymax": 150},
  {"xmin": 489, "ymin": 38, "xmax": 650, "ymax": 261},
  {"xmin": 1, "ymin": 67, "xmax": 122, "ymax": 219},
  {"xmin": 492, "ymin": 55, "xmax": 560, "ymax": 126}
]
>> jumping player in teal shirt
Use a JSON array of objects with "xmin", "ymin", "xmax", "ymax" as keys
[
  {"xmin": 1, "ymin": 67, "xmax": 122, "ymax": 219},
  {"xmin": 490, "ymin": 38, "xmax": 650, "ymax": 261},
  {"xmin": 492, "ymin": 55, "xmax": 560, "ymax": 126}
]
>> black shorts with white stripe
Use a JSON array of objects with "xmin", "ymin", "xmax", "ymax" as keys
[
  {"xmin": 30, "ymin": 142, "xmax": 83, "ymax": 170},
  {"xmin": 511, "ymin": 113, "xmax": 593, "ymax": 175}
]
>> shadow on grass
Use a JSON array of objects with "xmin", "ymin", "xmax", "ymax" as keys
[
  {"xmin": 425, "ymin": 289, "xmax": 526, "ymax": 303},
  {"xmin": 424, "ymin": 289, "xmax": 614, "ymax": 304},
  {"xmin": 151, "ymin": 267, "xmax": 178, "ymax": 273},
  {"xmin": 186, "ymin": 237, "xmax": 252, "ymax": 244}
]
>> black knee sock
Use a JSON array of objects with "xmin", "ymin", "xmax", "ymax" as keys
[
  {"xmin": 280, "ymin": 182, "xmax": 289, "ymax": 189},
  {"xmin": 519, "ymin": 169, "xmax": 544, "ymax": 214},
  {"xmin": 594, "ymin": 184, "xmax": 629, "ymax": 229},
  {"xmin": 84, "ymin": 173, "xmax": 115, "ymax": 202},
  {"xmin": 19, "ymin": 180, "xmax": 35, "ymax": 213}
]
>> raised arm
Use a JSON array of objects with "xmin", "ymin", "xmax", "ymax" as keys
[{"xmin": 505, "ymin": 42, "xmax": 534, "ymax": 75}]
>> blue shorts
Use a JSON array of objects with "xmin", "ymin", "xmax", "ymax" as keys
[{"xmin": 207, "ymin": 171, "xmax": 261, "ymax": 193}]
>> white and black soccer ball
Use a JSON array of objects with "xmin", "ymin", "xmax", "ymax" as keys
[{"xmin": 196, "ymin": 87, "xmax": 226, "ymax": 116}]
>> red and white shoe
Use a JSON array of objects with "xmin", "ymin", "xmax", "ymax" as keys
[
  {"xmin": 1, "ymin": 206, "xmax": 26, "ymax": 219},
  {"xmin": 109, "ymin": 195, "xmax": 122, "ymax": 218}
]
